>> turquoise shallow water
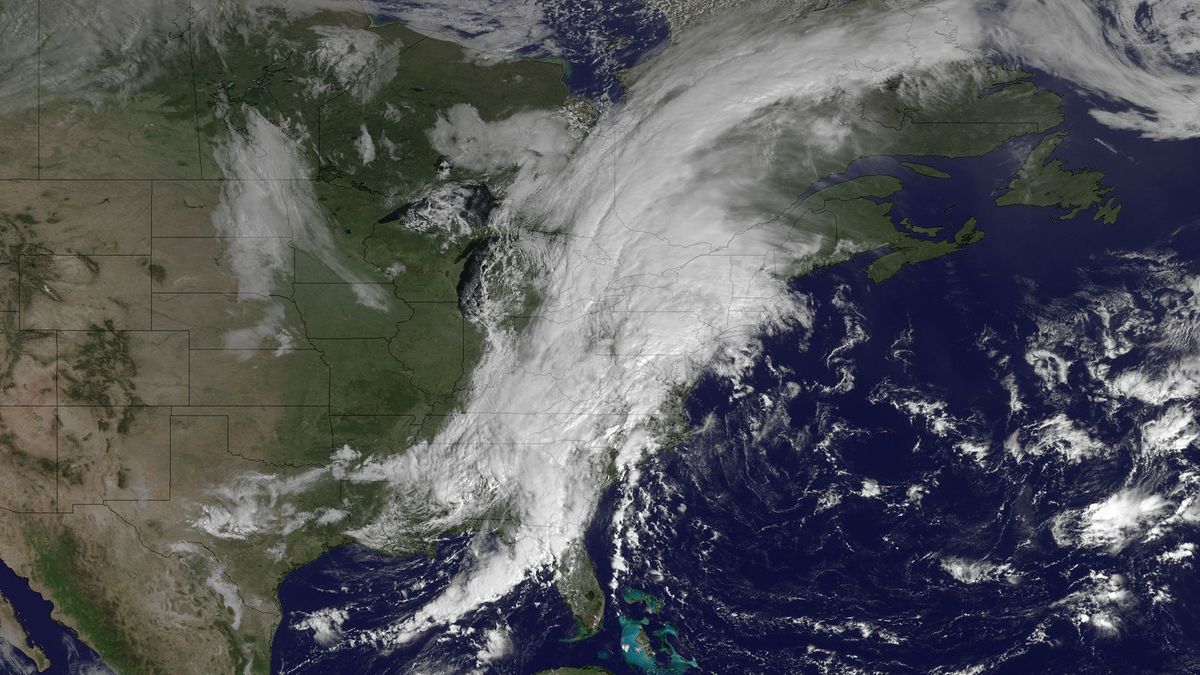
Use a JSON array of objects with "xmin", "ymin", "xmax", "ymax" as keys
[
  {"xmin": 617, "ymin": 589, "xmax": 696, "ymax": 674},
  {"xmin": 590, "ymin": 73, "xmax": 1200, "ymax": 673},
  {"xmin": 274, "ymin": 67, "xmax": 1200, "ymax": 673}
]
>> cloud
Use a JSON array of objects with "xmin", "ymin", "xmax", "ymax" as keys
[
  {"xmin": 940, "ymin": 556, "xmax": 1016, "ymax": 584},
  {"xmin": 309, "ymin": 24, "xmax": 403, "ymax": 102},
  {"xmin": 987, "ymin": 0, "xmax": 1200, "ymax": 139},
  {"xmin": 210, "ymin": 107, "xmax": 388, "ymax": 309},
  {"xmin": 427, "ymin": 103, "xmax": 576, "ymax": 179},
  {"xmin": 295, "ymin": 607, "xmax": 350, "ymax": 647},
  {"xmin": 221, "ymin": 301, "xmax": 297, "ymax": 355},
  {"xmin": 1061, "ymin": 570, "xmax": 1136, "ymax": 637},
  {"xmin": 355, "ymin": 123, "xmax": 376, "ymax": 165},
  {"xmin": 362, "ymin": 0, "xmax": 555, "ymax": 60},
  {"xmin": 190, "ymin": 468, "xmax": 327, "ymax": 540},
  {"xmin": 1050, "ymin": 486, "xmax": 1191, "ymax": 554},
  {"xmin": 1011, "ymin": 413, "xmax": 1106, "ymax": 463},
  {"xmin": 0, "ymin": 0, "xmax": 365, "ymax": 111},
  {"xmin": 349, "ymin": 0, "xmax": 994, "ymax": 646},
  {"xmin": 474, "ymin": 624, "xmax": 513, "ymax": 666}
]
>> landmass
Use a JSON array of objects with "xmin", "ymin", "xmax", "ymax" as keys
[
  {"xmin": 0, "ymin": 3, "xmax": 1126, "ymax": 672},
  {"xmin": 0, "ymin": 593, "xmax": 48, "ymax": 671},
  {"xmin": 996, "ymin": 131, "xmax": 1121, "ymax": 222},
  {"xmin": 0, "ymin": 7, "xmax": 568, "ymax": 673},
  {"xmin": 900, "ymin": 161, "xmax": 951, "ymax": 179},
  {"xmin": 617, "ymin": 589, "xmax": 697, "ymax": 674},
  {"xmin": 868, "ymin": 217, "xmax": 985, "ymax": 283}
]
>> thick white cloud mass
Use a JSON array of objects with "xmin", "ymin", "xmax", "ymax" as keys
[
  {"xmin": 309, "ymin": 24, "xmax": 404, "ymax": 102},
  {"xmin": 428, "ymin": 103, "xmax": 575, "ymax": 175},
  {"xmin": 362, "ymin": 0, "xmax": 555, "ymax": 59},
  {"xmin": 987, "ymin": 0, "xmax": 1200, "ymax": 139},
  {"xmin": 11, "ymin": 0, "xmax": 1200, "ymax": 653},
  {"xmin": 348, "ymin": 0, "xmax": 992, "ymax": 646}
]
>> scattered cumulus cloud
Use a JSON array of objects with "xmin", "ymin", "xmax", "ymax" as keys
[{"xmin": 349, "ymin": 0, "xmax": 1000, "ymax": 647}]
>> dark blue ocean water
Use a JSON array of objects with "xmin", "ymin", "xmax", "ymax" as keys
[
  {"xmin": 0, "ymin": 558, "xmax": 108, "ymax": 675},
  {"xmin": 368, "ymin": 0, "xmax": 669, "ymax": 100},
  {"xmin": 584, "ymin": 74, "xmax": 1200, "ymax": 674},
  {"xmin": 535, "ymin": 0, "xmax": 669, "ymax": 99},
  {"xmin": 271, "ymin": 71, "xmax": 1200, "ymax": 673}
]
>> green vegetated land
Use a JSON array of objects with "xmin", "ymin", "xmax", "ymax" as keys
[
  {"xmin": 30, "ymin": 532, "xmax": 148, "ymax": 674},
  {"xmin": 0, "ymin": 6, "xmax": 1129, "ymax": 673},
  {"xmin": 784, "ymin": 66, "xmax": 1120, "ymax": 284},
  {"xmin": 165, "ymin": 12, "xmax": 571, "ymax": 668},
  {"xmin": 900, "ymin": 161, "xmax": 951, "ymax": 179},
  {"xmin": 175, "ymin": 10, "xmax": 565, "ymax": 435},
  {"xmin": 0, "ymin": 7, "xmax": 575, "ymax": 674},
  {"xmin": 996, "ymin": 131, "xmax": 1122, "ymax": 222}
]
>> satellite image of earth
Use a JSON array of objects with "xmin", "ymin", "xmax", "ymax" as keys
[{"xmin": 0, "ymin": 0, "xmax": 1198, "ymax": 673}]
